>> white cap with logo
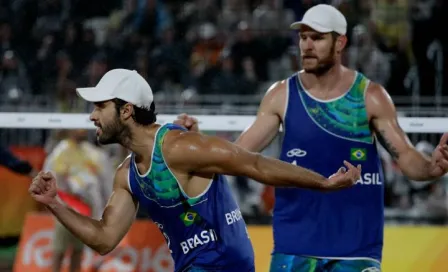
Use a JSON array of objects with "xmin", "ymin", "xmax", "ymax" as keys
[
  {"xmin": 76, "ymin": 69, "xmax": 153, "ymax": 108},
  {"xmin": 290, "ymin": 4, "xmax": 347, "ymax": 35}
]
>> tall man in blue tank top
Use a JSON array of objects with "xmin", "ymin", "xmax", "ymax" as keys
[
  {"xmin": 175, "ymin": 4, "xmax": 448, "ymax": 272},
  {"xmin": 28, "ymin": 69, "xmax": 362, "ymax": 272}
]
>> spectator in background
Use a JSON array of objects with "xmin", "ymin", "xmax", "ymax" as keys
[
  {"xmin": 347, "ymin": 24, "xmax": 391, "ymax": 86},
  {"xmin": 218, "ymin": 0, "xmax": 252, "ymax": 34},
  {"xmin": 284, "ymin": 0, "xmax": 325, "ymax": 22},
  {"xmin": 370, "ymin": 0, "xmax": 411, "ymax": 95},
  {"xmin": 175, "ymin": 0, "xmax": 220, "ymax": 38},
  {"xmin": 0, "ymin": 20, "xmax": 13, "ymax": 55},
  {"xmin": 43, "ymin": 129, "xmax": 113, "ymax": 272},
  {"xmin": 77, "ymin": 27, "xmax": 99, "ymax": 70},
  {"xmin": 32, "ymin": 0, "xmax": 71, "ymax": 41},
  {"xmin": 332, "ymin": 0, "xmax": 373, "ymax": 48},
  {"xmin": 191, "ymin": 22, "xmax": 224, "ymax": 68},
  {"xmin": 209, "ymin": 51, "xmax": 258, "ymax": 95},
  {"xmin": 77, "ymin": 52, "xmax": 108, "ymax": 90},
  {"xmin": 229, "ymin": 21, "xmax": 270, "ymax": 81},
  {"xmin": 0, "ymin": 50, "xmax": 31, "ymax": 102},
  {"xmin": 251, "ymin": 0, "xmax": 294, "ymax": 80},
  {"xmin": 52, "ymin": 51, "xmax": 87, "ymax": 113},
  {"xmin": 252, "ymin": 0, "xmax": 295, "ymax": 36},
  {"xmin": 371, "ymin": 0, "xmax": 410, "ymax": 52},
  {"xmin": 188, "ymin": 22, "xmax": 224, "ymax": 93},
  {"xmin": 151, "ymin": 26, "xmax": 191, "ymax": 90},
  {"xmin": 33, "ymin": 33, "xmax": 58, "ymax": 94},
  {"xmin": 64, "ymin": 52, "xmax": 108, "ymax": 113},
  {"xmin": 410, "ymin": 0, "xmax": 443, "ymax": 97},
  {"xmin": 119, "ymin": 0, "xmax": 172, "ymax": 41},
  {"xmin": 62, "ymin": 21, "xmax": 85, "ymax": 74},
  {"xmin": 134, "ymin": 49, "xmax": 153, "ymax": 85}
]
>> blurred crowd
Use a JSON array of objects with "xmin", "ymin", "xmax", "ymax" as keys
[
  {"xmin": 0, "ymin": 0, "xmax": 446, "ymax": 110},
  {"xmin": 0, "ymin": 0, "xmax": 448, "ymax": 225}
]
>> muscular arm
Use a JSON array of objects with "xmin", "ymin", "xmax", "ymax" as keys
[
  {"xmin": 235, "ymin": 81, "xmax": 286, "ymax": 152},
  {"xmin": 164, "ymin": 131, "xmax": 332, "ymax": 190},
  {"xmin": 47, "ymin": 160, "xmax": 138, "ymax": 255},
  {"xmin": 367, "ymin": 83, "xmax": 433, "ymax": 181}
]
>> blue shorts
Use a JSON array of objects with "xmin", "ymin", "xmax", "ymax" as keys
[{"xmin": 270, "ymin": 253, "xmax": 381, "ymax": 272}]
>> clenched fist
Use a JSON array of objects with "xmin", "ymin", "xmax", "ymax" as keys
[
  {"xmin": 174, "ymin": 113, "xmax": 199, "ymax": 132},
  {"xmin": 29, "ymin": 171, "xmax": 57, "ymax": 205}
]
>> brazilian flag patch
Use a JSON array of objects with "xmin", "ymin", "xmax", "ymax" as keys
[
  {"xmin": 179, "ymin": 210, "xmax": 201, "ymax": 227},
  {"xmin": 350, "ymin": 148, "xmax": 367, "ymax": 161}
]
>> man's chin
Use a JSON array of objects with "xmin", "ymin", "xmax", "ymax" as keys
[
  {"xmin": 303, "ymin": 67, "xmax": 319, "ymax": 74},
  {"xmin": 97, "ymin": 136, "xmax": 116, "ymax": 145},
  {"xmin": 303, "ymin": 63, "xmax": 335, "ymax": 76}
]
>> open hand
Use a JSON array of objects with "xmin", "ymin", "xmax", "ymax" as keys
[
  {"xmin": 325, "ymin": 161, "xmax": 361, "ymax": 191},
  {"xmin": 428, "ymin": 133, "xmax": 448, "ymax": 178}
]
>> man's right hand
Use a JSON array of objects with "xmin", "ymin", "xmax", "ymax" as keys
[
  {"xmin": 174, "ymin": 113, "xmax": 200, "ymax": 132},
  {"xmin": 29, "ymin": 171, "xmax": 58, "ymax": 206},
  {"xmin": 325, "ymin": 161, "xmax": 361, "ymax": 191}
]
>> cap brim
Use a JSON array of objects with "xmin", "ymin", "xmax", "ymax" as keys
[
  {"xmin": 76, "ymin": 87, "xmax": 115, "ymax": 102},
  {"xmin": 290, "ymin": 22, "xmax": 333, "ymax": 33}
]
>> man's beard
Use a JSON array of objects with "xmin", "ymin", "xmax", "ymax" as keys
[
  {"xmin": 97, "ymin": 117, "xmax": 131, "ymax": 146},
  {"xmin": 302, "ymin": 43, "xmax": 336, "ymax": 76}
]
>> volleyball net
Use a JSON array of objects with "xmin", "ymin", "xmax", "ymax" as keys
[{"xmin": 1, "ymin": 112, "xmax": 448, "ymax": 132}]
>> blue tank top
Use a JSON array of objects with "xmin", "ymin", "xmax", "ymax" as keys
[
  {"xmin": 274, "ymin": 72, "xmax": 384, "ymax": 261},
  {"xmin": 128, "ymin": 124, "xmax": 254, "ymax": 272}
]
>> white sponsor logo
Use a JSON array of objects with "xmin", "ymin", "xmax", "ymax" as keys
[
  {"xmin": 356, "ymin": 173, "xmax": 382, "ymax": 185},
  {"xmin": 225, "ymin": 208, "xmax": 243, "ymax": 225},
  {"xmin": 180, "ymin": 229, "xmax": 218, "ymax": 254},
  {"xmin": 287, "ymin": 148, "xmax": 307, "ymax": 158},
  {"xmin": 21, "ymin": 229, "xmax": 174, "ymax": 271}
]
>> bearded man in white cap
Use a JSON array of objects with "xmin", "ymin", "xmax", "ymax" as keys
[
  {"xmin": 175, "ymin": 4, "xmax": 448, "ymax": 271},
  {"xmin": 29, "ymin": 68, "xmax": 361, "ymax": 272}
]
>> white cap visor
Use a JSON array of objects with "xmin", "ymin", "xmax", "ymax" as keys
[
  {"xmin": 290, "ymin": 21, "xmax": 333, "ymax": 33},
  {"xmin": 76, "ymin": 87, "xmax": 116, "ymax": 102}
]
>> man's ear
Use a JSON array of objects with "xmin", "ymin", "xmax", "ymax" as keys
[
  {"xmin": 336, "ymin": 35, "xmax": 348, "ymax": 53},
  {"xmin": 120, "ymin": 103, "xmax": 134, "ymax": 121}
]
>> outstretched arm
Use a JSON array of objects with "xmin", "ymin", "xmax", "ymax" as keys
[
  {"xmin": 47, "ymin": 160, "xmax": 138, "ymax": 255},
  {"xmin": 164, "ymin": 131, "xmax": 360, "ymax": 191},
  {"xmin": 367, "ymin": 83, "xmax": 448, "ymax": 181}
]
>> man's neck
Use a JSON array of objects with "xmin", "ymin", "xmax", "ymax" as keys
[
  {"xmin": 123, "ymin": 124, "xmax": 160, "ymax": 160},
  {"xmin": 304, "ymin": 64, "xmax": 345, "ymax": 92}
]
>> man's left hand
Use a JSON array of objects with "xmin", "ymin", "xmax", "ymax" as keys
[{"xmin": 429, "ymin": 133, "xmax": 448, "ymax": 178}]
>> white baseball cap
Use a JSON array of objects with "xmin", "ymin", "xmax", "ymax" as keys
[
  {"xmin": 76, "ymin": 69, "xmax": 153, "ymax": 108},
  {"xmin": 290, "ymin": 4, "xmax": 347, "ymax": 35}
]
